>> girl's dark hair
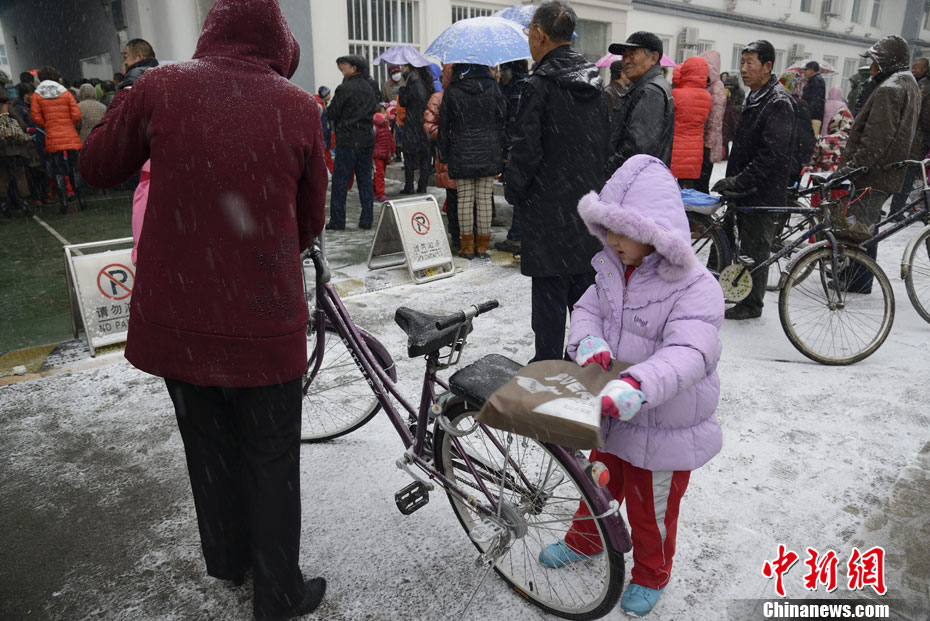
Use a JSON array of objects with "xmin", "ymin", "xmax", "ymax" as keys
[
  {"xmin": 500, "ymin": 60, "xmax": 528, "ymax": 75},
  {"xmin": 17, "ymin": 82, "xmax": 35, "ymax": 98},
  {"xmin": 36, "ymin": 66, "xmax": 61, "ymax": 83}
]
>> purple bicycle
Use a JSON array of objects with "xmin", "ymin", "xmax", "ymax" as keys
[{"xmin": 299, "ymin": 244, "xmax": 631, "ymax": 619}]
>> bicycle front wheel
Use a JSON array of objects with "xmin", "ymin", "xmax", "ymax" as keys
[
  {"xmin": 779, "ymin": 246, "xmax": 894, "ymax": 365},
  {"xmin": 433, "ymin": 403, "xmax": 624, "ymax": 620},
  {"xmin": 904, "ymin": 226, "xmax": 930, "ymax": 324},
  {"xmin": 301, "ymin": 323, "xmax": 392, "ymax": 442},
  {"xmin": 687, "ymin": 211, "xmax": 729, "ymax": 277}
]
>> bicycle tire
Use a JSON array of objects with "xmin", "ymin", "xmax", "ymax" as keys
[
  {"xmin": 778, "ymin": 245, "xmax": 894, "ymax": 365},
  {"xmin": 687, "ymin": 211, "xmax": 729, "ymax": 277},
  {"xmin": 905, "ymin": 226, "xmax": 930, "ymax": 324},
  {"xmin": 767, "ymin": 212, "xmax": 819, "ymax": 291},
  {"xmin": 433, "ymin": 402, "xmax": 624, "ymax": 620},
  {"xmin": 300, "ymin": 323, "xmax": 393, "ymax": 442}
]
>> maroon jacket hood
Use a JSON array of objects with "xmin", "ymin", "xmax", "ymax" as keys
[{"xmin": 193, "ymin": 0, "xmax": 300, "ymax": 78}]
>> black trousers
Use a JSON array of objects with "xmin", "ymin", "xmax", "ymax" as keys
[
  {"xmin": 403, "ymin": 149, "xmax": 430, "ymax": 193},
  {"xmin": 725, "ymin": 209, "xmax": 776, "ymax": 311},
  {"xmin": 530, "ymin": 271, "xmax": 596, "ymax": 362},
  {"xmin": 165, "ymin": 378, "xmax": 305, "ymax": 618},
  {"xmin": 695, "ymin": 147, "xmax": 713, "ymax": 194}
]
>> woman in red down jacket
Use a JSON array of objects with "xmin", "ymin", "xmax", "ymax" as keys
[{"xmin": 670, "ymin": 55, "xmax": 712, "ymax": 186}]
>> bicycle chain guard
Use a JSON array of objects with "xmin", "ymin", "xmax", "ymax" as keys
[{"xmin": 720, "ymin": 264, "xmax": 753, "ymax": 302}]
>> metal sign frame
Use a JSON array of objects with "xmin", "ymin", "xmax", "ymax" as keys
[
  {"xmin": 366, "ymin": 195, "xmax": 455, "ymax": 284},
  {"xmin": 63, "ymin": 237, "xmax": 134, "ymax": 356}
]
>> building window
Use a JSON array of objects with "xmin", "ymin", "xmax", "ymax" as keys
[
  {"xmin": 571, "ymin": 19, "xmax": 608, "ymax": 64},
  {"xmin": 451, "ymin": 5, "xmax": 493, "ymax": 22},
  {"xmin": 774, "ymin": 49, "xmax": 786, "ymax": 74},
  {"xmin": 850, "ymin": 0, "xmax": 862, "ymax": 22},
  {"xmin": 924, "ymin": 5, "xmax": 930, "ymax": 29},
  {"xmin": 0, "ymin": 44, "xmax": 7, "ymax": 66},
  {"xmin": 843, "ymin": 57, "xmax": 858, "ymax": 80},
  {"xmin": 800, "ymin": 0, "xmax": 813, "ymax": 13},
  {"xmin": 677, "ymin": 40, "xmax": 713, "ymax": 65},
  {"xmin": 347, "ymin": 0, "xmax": 420, "ymax": 84},
  {"xmin": 869, "ymin": 0, "xmax": 881, "ymax": 27},
  {"xmin": 823, "ymin": 54, "xmax": 837, "ymax": 89},
  {"xmin": 732, "ymin": 44, "xmax": 744, "ymax": 72}
]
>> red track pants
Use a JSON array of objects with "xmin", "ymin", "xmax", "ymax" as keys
[
  {"xmin": 374, "ymin": 158, "xmax": 387, "ymax": 197},
  {"xmin": 564, "ymin": 448, "xmax": 691, "ymax": 590}
]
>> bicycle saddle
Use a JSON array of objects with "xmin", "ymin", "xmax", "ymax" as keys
[{"xmin": 394, "ymin": 307, "xmax": 474, "ymax": 358}]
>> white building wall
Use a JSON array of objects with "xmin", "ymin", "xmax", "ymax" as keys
[{"xmin": 309, "ymin": 0, "xmax": 631, "ymax": 95}]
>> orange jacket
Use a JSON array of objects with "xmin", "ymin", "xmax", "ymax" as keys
[
  {"xmin": 31, "ymin": 81, "xmax": 83, "ymax": 152},
  {"xmin": 670, "ymin": 56, "xmax": 712, "ymax": 180}
]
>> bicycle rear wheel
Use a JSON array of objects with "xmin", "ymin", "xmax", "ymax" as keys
[
  {"xmin": 904, "ymin": 226, "xmax": 930, "ymax": 324},
  {"xmin": 433, "ymin": 403, "xmax": 624, "ymax": 620},
  {"xmin": 778, "ymin": 245, "xmax": 894, "ymax": 365},
  {"xmin": 687, "ymin": 211, "xmax": 729, "ymax": 277},
  {"xmin": 301, "ymin": 323, "xmax": 393, "ymax": 442}
]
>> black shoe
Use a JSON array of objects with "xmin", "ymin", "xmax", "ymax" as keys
[
  {"xmin": 724, "ymin": 304, "xmax": 762, "ymax": 320},
  {"xmin": 400, "ymin": 188, "xmax": 415, "ymax": 195},
  {"xmin": 358, "ymin": 222, "xmax": 372, "ymax": 230},
  {"xmin": 495, "ymin": 239, "xmax": 521, "ymax": 253},
  {"xmin": 255, "ymin": 577, "xmax": 326, "ymax": 621},
  {"xmin": 324, "ymin": 222, "xmax": 345, "ymax": 231}
]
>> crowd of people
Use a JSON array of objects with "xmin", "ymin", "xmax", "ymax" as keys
[
  {"xmin": 0, "ymin": 38, "xmax": 161, "ymax": 218},
  {"xmin": 51, "ymin": 0, "xmax": 929, "ymax": 618}
]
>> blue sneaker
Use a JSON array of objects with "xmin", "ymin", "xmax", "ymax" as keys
[
  {"xmin": 620, "ymin": 584, "xmax": 664, "ymax": 617},
  {"xmin": 537, "ymin": 540, "xmax": 602, "ymax": 568}
]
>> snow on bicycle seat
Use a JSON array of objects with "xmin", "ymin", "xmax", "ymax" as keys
[
  {"xmin": 394, "ymin": 306, "xmax": 474, "ymax": 358},
  {"xmin": 448, "ymin": 354, "xmax": 523, "ymax": 408},
  {"xmin": 681, "ymin": 189, "xmax": 721, "ymax": 215}
]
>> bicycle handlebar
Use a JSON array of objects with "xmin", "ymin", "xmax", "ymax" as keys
[
  {"xmin": 799, "ymin": 166, "xmax": 868, "ymax": 196},
  {"xmin": 890, "ymin": 158, "xmax": 930, "ymax": 170},
  {"xmin": 435, "ymin": 300, "xmax": 499, "ymax": 330}
]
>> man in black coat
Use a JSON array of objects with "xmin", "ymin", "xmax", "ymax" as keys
[
  {"xmin": 504, "ymin": 0, "xmax": 606, "ymax": 361},
  {"xmin": 120, "ymin": 38, "xmax": 159, "ymax": 90},
  {"xmin": 802, "ymin": 61, "xmax": 826, "ymax": 133},
  {"xmin": 497, "ymin": 59, "xmax": 530, "ymax": 253},
  {"xmin": 327, "ymin": 55, "xmax": 377, "ymax": 230},
  {"xmin": 712, "ymin": 40, "xmax": 795, "ymax": 320},
  {"xmin": 605, "ymin": 31, "xmax": 674, "ymax": 174}
]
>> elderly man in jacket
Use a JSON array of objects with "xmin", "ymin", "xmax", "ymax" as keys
[
  {"xmin": 712, "ymin": 40, "xmax": 796, "ymax": 320},
  {"xmin": 504, "ymin": 0, "xmax": 606, "ymax": 362},
  {"xmin": 802, "ymin": 61, "xmax": 826, "ymax": 133},
  {"xmin": 837, "ymin": 35, "xmax": 920, "ymax": 293},
  {"xmin": 327, "ymin": 54, "xmax": 377, "ymax": 230},
  {"xmin": 605, "ymin": 31, "xmax": 674, "ymax": 175},
  {"xmin": 78, "ymin": 0, "xmax": 329, "ymax": 617}
]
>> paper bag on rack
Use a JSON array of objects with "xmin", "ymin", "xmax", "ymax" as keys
[{"xmin": 476, "ymin": 359, "xmax": 630, "ymax": 450}]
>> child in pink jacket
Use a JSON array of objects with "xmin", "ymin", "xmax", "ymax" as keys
[
  {"xmin": 538, "ymin": 154, "xmax": 724, "ymax": 617},
  {"xmin": 130, "ymin": 160, "xmax": 151, "ymax": 265}
]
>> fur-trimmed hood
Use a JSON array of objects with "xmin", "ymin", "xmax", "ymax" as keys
[{"xmin": 577, "ymin": 154, "xmax": 697, "ymax": 282}]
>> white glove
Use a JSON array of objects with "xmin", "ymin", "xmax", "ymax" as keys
[
  {"xmin": 575, "ymin": 335, "xmax": 612, "ymax": 372},
  {"xmin": 598, "ymin": 379, "xmax": 645, "ymax": 421}
]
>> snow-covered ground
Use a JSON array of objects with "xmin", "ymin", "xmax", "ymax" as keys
[{"xmin": 3, "ymin": 176, "xmax": 929, "ymax": 620}]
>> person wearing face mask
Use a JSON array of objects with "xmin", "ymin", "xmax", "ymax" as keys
[{"xmin": 382, "ymin": 66, "xmax": 405, "ymax": 102}]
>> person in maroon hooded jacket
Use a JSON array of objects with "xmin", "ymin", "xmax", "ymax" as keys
[{"xmin": 78, "ymin": 1, "xmax": 328, "ymax": 618}]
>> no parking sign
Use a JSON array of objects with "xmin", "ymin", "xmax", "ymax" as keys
[
  {"xmin": 367, "ymin": 196, "xmax": 454, "ymax": 284},
  {"xmin": 64, "ymin": 238, "xmax": 135, "ymax": 356}
]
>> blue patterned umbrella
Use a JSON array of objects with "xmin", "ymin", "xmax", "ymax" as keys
[
  {"xmin": 372, "ymin": 44, "xmax": 430, "ymax": 67},
  {"xmin": 425, "ymin": 16, "xmax": 530, "ymax": 66},
  {"xmin": 494, "ymin": 5, "xmax": 579, "ymax": 38}
]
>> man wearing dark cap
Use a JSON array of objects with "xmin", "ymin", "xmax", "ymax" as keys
[
  {"xmin": 504, "ymin": 0, "xmax": 606, "ymax": 362},
  {"xmin": 712, "ymin": 40, "xmax": 795, "ymax": 320},
  {"xmin": 327, "ymin": 55, "xmax": 377, "ymax": 230},
  {"xmin": 802, "ymin": 60, "xmax": 825, "ymax": 133},
  {"xmin": 605, "ymin": 31, "xmax": 674, "ymax": 174}
]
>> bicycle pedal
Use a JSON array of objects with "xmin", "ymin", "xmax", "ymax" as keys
[{"xmin": 395, "ymin": 481, "xmax": 430, "ymax": 515}]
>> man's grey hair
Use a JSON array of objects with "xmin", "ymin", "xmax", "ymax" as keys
[{"xmin": 531, "ymin": 0, "xmax": 576, "ymax": 43}]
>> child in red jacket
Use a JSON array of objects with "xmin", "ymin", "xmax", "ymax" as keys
[{"xmin": 373, "ymin": 107, "xmax": 395, "ymax": 202}]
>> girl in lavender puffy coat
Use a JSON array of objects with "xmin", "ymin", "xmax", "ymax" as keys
[{"xmin": 538, "ymin": 154, "xmax": 724, "ymax": 617}]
